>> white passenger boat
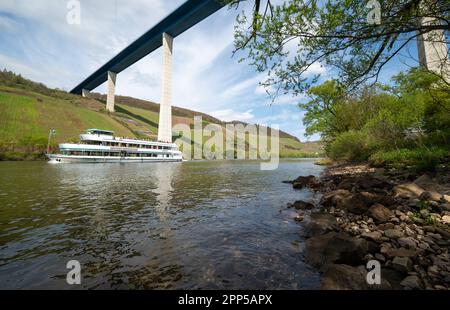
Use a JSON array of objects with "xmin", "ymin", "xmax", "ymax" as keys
[{"xmin": 46, "ymin": 129, "xmax": 183, "ymax": 163}]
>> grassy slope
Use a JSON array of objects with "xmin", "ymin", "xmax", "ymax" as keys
[{"xmin": 0, "ymin": 74, "xmax": 323, "ymax": 160}]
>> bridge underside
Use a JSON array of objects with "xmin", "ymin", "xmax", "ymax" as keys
[{"xmin": 70, "ymin": 0, "xmax": 225, "ymax": 95}]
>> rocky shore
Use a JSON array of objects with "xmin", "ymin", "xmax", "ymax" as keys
[{"xmin": 286, "ymin": 163, "xmax": 450, "ymax": 290}]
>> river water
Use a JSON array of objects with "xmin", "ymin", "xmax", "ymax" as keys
[{"xmin": 0, "ymin": 159, "xmax": 324, "ymax": 289}]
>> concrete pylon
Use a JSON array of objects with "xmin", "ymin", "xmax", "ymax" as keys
[
  {"xmin": 82, "ymin": 89, "xmax": 90, "ymax": 98},
  {"xmin": 417, "ymin": 17, "xmax": 450, "ymax": 82},
  {"xmin": 158, "ymin": 33, "xmax": 173, "ymax": 143},
  {"xmin": 106, "ymin": 71, "xmax": 117, "ymax": 112}
]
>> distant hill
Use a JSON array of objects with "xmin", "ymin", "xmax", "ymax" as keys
[{"xmin": 0, "ymin": 69, "xmax": 323, "ymax": 160}]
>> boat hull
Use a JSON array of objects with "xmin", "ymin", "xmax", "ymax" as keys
[{"xmin": 46, "ymin": 154, "xmax": 183, "ymax": 164}]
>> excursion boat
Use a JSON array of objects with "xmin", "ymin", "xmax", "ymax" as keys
[{"xmin": 46, "ymin": 129, "xmax": 183, "ymax": 163}]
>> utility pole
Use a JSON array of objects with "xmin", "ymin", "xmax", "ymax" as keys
[{"xmin": 47, "ymin": 129, "xmax": 56, "ymax": 154}]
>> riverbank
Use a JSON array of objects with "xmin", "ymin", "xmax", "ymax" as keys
[
  {"xmin": 287, "ymin": 162, "xmax": 450, "ymax": 290},
  {"xmin": 0, "ymin": 151, "xmax": 47, "ymax": 161}
]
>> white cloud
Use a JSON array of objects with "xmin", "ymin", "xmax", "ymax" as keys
[
  {"xmin": 0, "ymin": 15, "xmax": 18, "ymax": 32},
  {"xmin": 0, "ymin": 54, "xmax": 39, "ymax": 78},
  {"xmin": 305, "ymin": 61, "xmax": 326, "ymax": 76},
  {"xmin": 210, "ymin": 109, "xmax": 254, "ymax": 122}
]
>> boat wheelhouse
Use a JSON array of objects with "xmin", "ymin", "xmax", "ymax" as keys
[{"xmin": 47, "ymin": 129, "xmax": 183, "ymax": 163}]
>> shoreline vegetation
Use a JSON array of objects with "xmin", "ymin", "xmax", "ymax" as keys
[
  {"xmin": 286, "ymin": 161, "xmax": 450, "ymax": 290},
  {"xmin": 0, "ymin": 69, "xmax": 323, "ymax": 161}
]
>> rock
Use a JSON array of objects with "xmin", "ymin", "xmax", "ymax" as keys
[
  {"xmin": 428, "ymin": 265, "xmax": 439, "ymax": 277},
  {"xmin": 381, "ymin": 247, "xmax": 417, "ymax": 258},
  {"xmin": 377, "ymin": 195, "xmax": 397, "ymax": 207},
  {"xmin": 375, "ymin": 253, "xmax": 386, "ymax": 262},
  {"xmin": 303, "ymin": 213, "xmax": 338, "ymax": 237},
  {"xmin": 320, "ymin": 264, "xmax": 372, "ymax": 290},
  {"xmin": 336, "ymin": 178, "xmax": 356, "ymax": 191},
  {"xmin": 417, "ymin": 242, "xmax": 430, "ymax": 251},
  {"xmin": 294, "ymin": 215, "xmax": 304, "ymax": 222},
  {"xmin": 339, "ymin": 192, "xmax": 378, "ymax": 215},
  {"xmin": 368, "ymin": 204, "xmax": 393, "ymax": 223},
  {"xmin": 305, "ymin": 232, "xmax": 377, "ymax": 269},
  {"xmin": 417, "ymin": 256, "xmax": 430, "ymax": 267},
  {"xmin": 414, "ymin": 174, "xmax": 433, "ymax": 188},
  {"xmin": 380, "ymin": 268, "xmax": 405, "ymax": 290},
  {"xmin": 321, "ymin": 189, "xmax": 351, "ymax": 208},
  {"xmin": 394, "ymin": 183, "xmax": 425, "ymax": 199},
  {"xmin": 419, "ymin": 191, "xmax": 443, "ymax": 202},
  {"xmin": 399, "ymin": 215, "xmax": 411, "ymax": 223},
  {"xmin": 400, "ymin": 275, "xmax": 423, "ymax": 290},
  {"xmin": 422, "ymin": 225, "xmax": 435, "ymax": 233},
  {"xmin": 427, "ymin": 232, "xmax": 442, "ymax": 240},
  {"xmin": 395, "ymin": 210, "xmax": 405, "ymax": 217},
  {"xmin": 398, "ymin": 237, "xmax": 417, "ymax": 250},
  {"xmin": 384, "ymin": 229, "xmax": 404, "ymax": 239},
  {"xmin": 420, "ymin": 209, "xmax": 429, "ymax": 218},
  {"xmin": 359, "ymin": 176, "xmax": 391, "ymax": 190},
  {"xmin": 442, "ymin": 215, "xmax": 450, "ymax": 225},
  {"xmin": 434, "ymin": 227, "xmax": 450, "ymax": 239},
  {"xmin": 361, "ymin": 231, "xmax": 382, "ymax": 242},
  {"xmin": 392, "ymin": 257, "xmax": 413, "ymax": 274},
  {"xmin": 404, "ymin": 226, "xmax": 415, "ymax": 237},
  {"xmin": 390, "ymin": 217, "xmax": 400, "ymax": 224},
  {"xmin": 443, "ymin": 195, "xmax": 450, "ymax": 203},
  {"xmin": 292, "ymin": 200, "xmax": 315, "ymax": 210},
  {"xmin": 378, "ymin": 223, "xmax": 395, "ymax": 230},
  {"xmin": 292, "ymin": 175, "xmax": 320, "ymax": 190}
]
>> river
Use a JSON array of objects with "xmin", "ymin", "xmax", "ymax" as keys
[{"xmin": 0, "ymin": 159, "xmax": 324, "ymax": 289}]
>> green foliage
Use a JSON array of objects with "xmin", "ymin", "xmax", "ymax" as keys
[
  {"xmin": 314, "ymin": 158, "xmax": 333, "ymax": 166},
  {"xmin": 232, "ymin": 0, "xmax": 449, "ymax": 95},
  {"xmin": 328, "ymin": 130, "xmax": 377, "ymax": 161},
  {"xmin": 300, "ymin": 80, "xmax": 345, "ymax": 138},
  {"xmin": 369, "ymin": 147, "xmax": 449, "ymax": 172},
  {"xmin": 300, "ymin": 68, "xmax": 450, "ymax": 170},
  {"xmin": 0, "ymin": 151, "xmax": 46, "ymax": 161},
  {"xmin": 0, "ymin": 69, "xmax": 73, "ymax": 99}
]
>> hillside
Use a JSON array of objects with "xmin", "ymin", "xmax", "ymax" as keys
[{"xmin": 0, "ymin": 70, "xmax": 323, "ymax": 160}]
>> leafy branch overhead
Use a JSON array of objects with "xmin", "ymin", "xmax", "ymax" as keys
[{"xmin": 227, "ymin": 0, "xmax": 450, "ymax": 97}]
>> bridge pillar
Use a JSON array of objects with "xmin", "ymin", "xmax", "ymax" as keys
[
  {"xmin": 417, "ymin": 17, "xmax": 449, "ymax": 82},
  {"xmin": 106, "ymin": 71, "xmax": 117, "ymax": 112},
  {"xmin": 158, "ymin": 33, "xmax": 173, "ymax": 143},
  {"xmin": 82, "ymin": 89, "xmax": 90, "ymax": 98}
]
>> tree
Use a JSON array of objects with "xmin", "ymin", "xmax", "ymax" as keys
[
  {"xmin": 300, "ymin": 80, "xmax": 344, "ymax": 139},
  {"xmin": 228, "ymin": 0, "xmax": 450, "ymax": 97},
  {"xmin": 299, "ymin": 68, "xmax": 449, "ymax": 162}
]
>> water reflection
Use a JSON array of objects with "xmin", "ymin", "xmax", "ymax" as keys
[{"xmin": 0, "ymin": 160, "xmax": 323, "ymax": 289}]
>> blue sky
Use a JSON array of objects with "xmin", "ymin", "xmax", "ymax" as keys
[{"xmin": 0, "ymin": 0, "xmax": 422, "ymax": 141}]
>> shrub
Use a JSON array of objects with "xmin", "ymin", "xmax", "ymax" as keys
[
  {"xmin": 369, "ymin": 147, "xmax": 449, "ymax": 172},
  {"xmin": 327, "ymin": 130, "xmax": 377, "ymax": 161}
]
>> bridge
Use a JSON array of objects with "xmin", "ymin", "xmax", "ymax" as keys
[{"xmin": 70, "ymin": 0, "xmax": 226, "ymax": 143}]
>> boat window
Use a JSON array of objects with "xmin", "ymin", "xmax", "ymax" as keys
[{"xmin": 87, "ymin": 130, "xmax": 114, "ymax": 136}]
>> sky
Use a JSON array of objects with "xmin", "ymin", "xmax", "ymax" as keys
[{"xmin": 0, "ymin": 0, "xmax": 421, "ymax": 141}]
